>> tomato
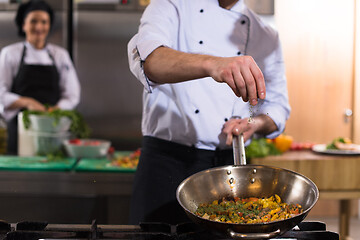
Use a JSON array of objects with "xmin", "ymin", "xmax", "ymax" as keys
[
  {"xmin": 290, "ymin": 142, "xmax": 315, "ymax": 151},
  {"xmin": 274, "ymin": 134, "xmax": 293, "ymax": 152},
  {"xmin": 83, "ymin": 140, "xmax": 101, "ymax": 146},
  {"xmin": 108, "ymin": 146, "xmax": 115, "ymax": 154},
  {"xmin": 302, "ymin": 142, "xmax": 314, "ymax": 150},
  {"xmin": 290, "ymin": 142, "xmax": 302, "ymax": 150},
  {"xmin": 130, "ymin": 148, "xmax": 141, "ymax": 158},
  {"xmin": 69, "ymin": 139, "xmax": 81, "ymax": 145},
  {"xmin": 89, "ymin": 141, "xmax": 100, "ymax": 146}
]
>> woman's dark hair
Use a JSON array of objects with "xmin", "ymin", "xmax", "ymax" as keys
[{"xmin": 15, "ymin": 0, "xmax": 55, "ymax": 37}]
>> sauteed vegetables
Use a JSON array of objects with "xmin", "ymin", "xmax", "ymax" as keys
[{"xmin": 195, "ymin": 194, "xmax": 303, "ymax": 224}]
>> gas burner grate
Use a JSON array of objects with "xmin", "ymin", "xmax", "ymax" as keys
[
  {"xmin": 175, "ymin": 221, "xmax": 340, "ymax": 240},
  {"xmin": 0, "ymin": 220, "xmax": 339, "ymax": 240}
]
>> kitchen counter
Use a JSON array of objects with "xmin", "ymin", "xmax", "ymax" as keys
[
  {"xmin": 251, "ymin": 150, "xmax": 360, "ymax": 240},
  {"xmin": 0, "ymin": 170, "xmax": 134, "ymax": 196},
  {"xmin": 0, "ymin": 155, "xmax": 136, "ymax": 224}
]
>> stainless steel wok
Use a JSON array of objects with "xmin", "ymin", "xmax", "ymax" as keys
[{"xmin": 176, "ymin": 135, "xmax": 319, "ymax": 239}]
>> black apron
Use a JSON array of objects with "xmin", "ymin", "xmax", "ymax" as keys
[
  {"xmin": 129, "ymin": 136, "xmax": 233, "ymax": 225},
  {"xmin": 7, "ymin": 44, "xmax": 61, "ymax": 154}
]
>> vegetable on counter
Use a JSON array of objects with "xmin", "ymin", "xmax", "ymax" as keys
[
  {"xmin": 245, "ymin": 138, "xmax": 281, "ymax": 159},
  {"xmin": 273, "ymin": 134, "xmax": 294, "ymax": 153},
  {"xmin": 109, "ymin": 148, "xmax": 140, "ymax": 168},
  {"xmin": 290, "ymin": 142, "xmax": 314, "ymax": 151},
  {"xmin": 246, "ymin": 134, "xmax": 312, "ymax": 159},
  {"xmin": 68, "ymin": 139, "xmax": 101, "ymax": 146}
]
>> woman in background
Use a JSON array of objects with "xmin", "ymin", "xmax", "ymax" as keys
[{"xmin": 0, "ymin": 0, "xmax": 80, "ymax": 154}]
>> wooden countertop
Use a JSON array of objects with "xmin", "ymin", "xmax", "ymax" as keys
[{"xmin": 251, "ymin": 150, "xmax": 360, "ymax": 199}]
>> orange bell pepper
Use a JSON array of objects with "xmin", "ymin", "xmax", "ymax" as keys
[{"xmin": 274, "ymin": 134, "xmax": 293, "ymax": 153}]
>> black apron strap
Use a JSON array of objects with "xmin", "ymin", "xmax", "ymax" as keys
[{"xmin": 19, "ymin": 44, "xmax": 26, "ymax": 67}]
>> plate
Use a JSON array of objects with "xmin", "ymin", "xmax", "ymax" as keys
[{"xmin": 312, "ymin": 144, "xmax": 360, "ymax": 155}]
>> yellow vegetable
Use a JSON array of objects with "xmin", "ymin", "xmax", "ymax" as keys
[{"xmin": 274, "ymin": 134, "xmax": 293, "ymax": 153}]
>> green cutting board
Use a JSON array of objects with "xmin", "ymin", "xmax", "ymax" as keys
[
  {"xmin": 75, "ymin": 151, "xmax": 137, "ymax": 173},
  {"xmin": 0, "ymin": 155, "xmax": 77, "ymax": 171}
]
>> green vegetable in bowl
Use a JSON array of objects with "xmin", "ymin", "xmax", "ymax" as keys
[{"xmin": 22, "ymin": 109, "xmax": 91, "ymax": 138}]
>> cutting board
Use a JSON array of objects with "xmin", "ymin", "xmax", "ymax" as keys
[
  {"xmin": 75, "ymin": 151, "xmax": 137, "ymax": 173},
  {"xmin": 0, "ymin": 156, "xmax": 77, "ymax": 171}
]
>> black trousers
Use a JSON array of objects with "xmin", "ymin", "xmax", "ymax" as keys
[{"xmin": 129, "ymin": 136, "xmax": 233, "ymax": 225}]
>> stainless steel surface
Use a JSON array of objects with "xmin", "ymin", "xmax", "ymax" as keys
[
  {"xmin": 176, "ymin": 165, "xmax": 319, "ymax": 239},
  {"xmin": 0, "ymin": 170, "xmax": 134, "ymax": 196},
  {"xmin": 0, "ymin": 171, "xmax": 134, "ymax": 224},
  {"xmin": 232, "ymin": 134, "xmax": 246, "ymax": 166}
]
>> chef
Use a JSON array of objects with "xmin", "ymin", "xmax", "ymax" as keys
[
  {"xmin": 0, "ymin": 0, "xmax": 80, "ymax": 154},
  {"xmin": 128, "ymin": 0, "xmax": 291, "ymax": 224}
]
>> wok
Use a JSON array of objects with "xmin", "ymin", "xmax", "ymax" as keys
[{"xmin": 176, "ymin": 135, "xmax": 319, "ymax": 239}]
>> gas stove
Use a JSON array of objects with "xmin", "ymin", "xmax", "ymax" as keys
[{"xmin": 0, "ymin": 220, "xmax": 339, "ymax": 240}]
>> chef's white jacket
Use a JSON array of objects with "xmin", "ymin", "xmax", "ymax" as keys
[
  {"xmin": 0, "ymin": 41, "xmax": 80, "ymax": 121},
  {"xmin": 128, "ymin": 0, "xmax": 291, "ymax": 150}
]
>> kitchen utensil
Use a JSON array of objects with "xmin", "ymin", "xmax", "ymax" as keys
[
  {"xmin": 176, "ymin": 134, "xmax": 319, "ymax": 239},
  {"xmin": 63, "ymin": 139, "xmax": 111, "ymax": 158},
  {"xmin": 232, "ymin": 133, "xmax": 246, "ymax": 165},
  {"xmin": 28, "ymin": 114, "xmax": 72, "ymax": 133},
  {"xmin": 312, "ymin": 144, "xmax": 360, "ymax": 155},
  {"xmin": 30, "ymin": 131, "xmax": 71, "ymax": 156}
]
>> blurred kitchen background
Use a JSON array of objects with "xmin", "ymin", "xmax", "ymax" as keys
[
  {"xmin": 1, "ymin": 0, "xmax": 360, "ymax": 239},
  {"xmin": 0, "ymin": 0, "xmax": 147, "ymax": 151}
]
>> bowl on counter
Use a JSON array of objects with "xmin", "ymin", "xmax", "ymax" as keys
[
  {"xmin": 30, "ymin": 131, "xmax": 71, "ymax": 156},
  {"xmin": 28, "ymin": 115, "xmax": 72, "ymax": 133},
  {"xmin": 63, "ymin": 139, "xmax": 111, "ymax": 158}
]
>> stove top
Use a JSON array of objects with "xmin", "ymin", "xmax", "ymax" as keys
[{"xmin": 0, "ymin": 220, "xmax": 339, "ymax": 240}]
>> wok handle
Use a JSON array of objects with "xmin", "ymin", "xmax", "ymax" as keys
[
  {"xmin": 232, "ymin": 134, "xmax": 246, "ymax": 166},
  {"xmin": 227, "ymin": 228, "xmax": 281, "ymax": 240}
]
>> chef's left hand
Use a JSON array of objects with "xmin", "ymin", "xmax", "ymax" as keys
[
  {"xmin": 222, "ymin": 114, "xmax": 278, "ymax": 145},
  {"xmin": 222, "ymin": 118, "xmax": 256, "ymax": 145}
]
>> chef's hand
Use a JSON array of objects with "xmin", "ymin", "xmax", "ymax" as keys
[
  {"xmin": 222, "ymin": 118, "xmax": 255, "ymax": 145},
  {"xmin": 47, "ymin": 105, "xmax": 59, "ymax": 112},
  {"xmin": 207, "ymin": 56, "xmax": 266, "ymax": 106},
  {"xmin": 222, "ymin": 115, "xmax": 278, "ymax": 145},
  {"xmin": 15, "ymin": 97, "xmax": 47, "ymax": 111}
]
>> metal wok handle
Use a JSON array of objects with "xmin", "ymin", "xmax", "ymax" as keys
[
  {"xmin": 227, "ymin": 228, "xmax": 281, "ymax": 240},
  {"xmin": 232, "ymin": 134, "xmax": 246, "ymax": 166}
]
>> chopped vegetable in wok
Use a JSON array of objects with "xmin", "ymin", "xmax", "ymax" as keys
[{"xmin": 195, "ymin": 194, "xmax": 303, "ymax": 224}]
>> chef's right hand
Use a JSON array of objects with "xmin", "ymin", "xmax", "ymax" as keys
[
  {"xmin": 207, "ymin": 55, "xmax": 266, "ymax": 106},
  {"xmin": 20, "ymin": 97, "xmax": 46, "ymax": 111}
]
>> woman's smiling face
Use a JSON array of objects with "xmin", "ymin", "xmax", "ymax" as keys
[{"xmin": 22, "ymin": 10, "xmax": 50, "ymax": 48}]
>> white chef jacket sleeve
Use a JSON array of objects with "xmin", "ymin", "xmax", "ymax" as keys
[
  {"xmin": 258, "ymin": 38, "xmax": 291, "ymax": 139},
  {"xmin": 55, "ymin": 48, "xmax": 80, "ymax": 110},
  {"xmin": 0, "ymin": 46, "xmax": 21, "ymax": 121},
  {"xmin": 127, "ymin": 0, "xmax": 179, "ymax": 92}
]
